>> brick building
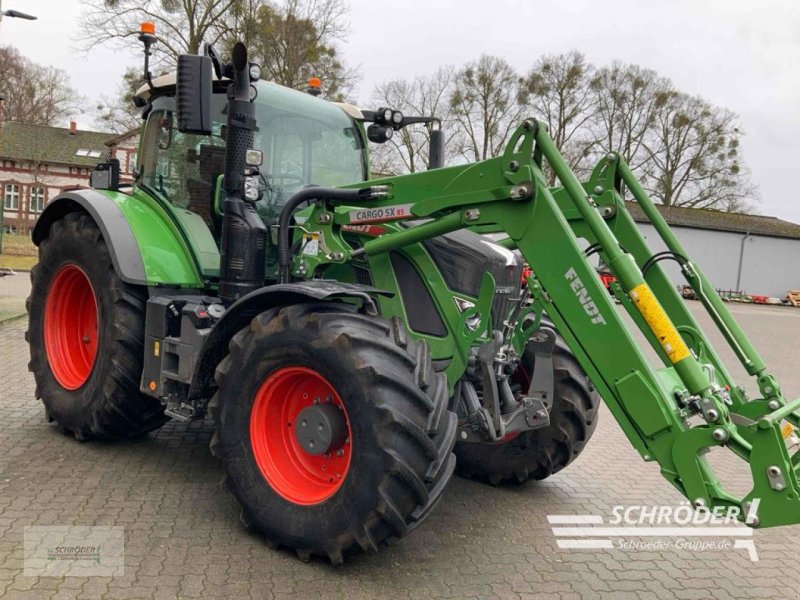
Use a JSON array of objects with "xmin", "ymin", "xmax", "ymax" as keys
[{"xmin": 0, "ymin": 120, "xmax": 139, "ymax": 235}]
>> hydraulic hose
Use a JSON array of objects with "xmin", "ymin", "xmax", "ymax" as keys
[{"xmin": 277, "ymin": 186, "xmax": 380, "ymax": 283}]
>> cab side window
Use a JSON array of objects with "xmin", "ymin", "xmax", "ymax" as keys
[{"xmin": 139, "ymin": 109, "xmax": 226, "ymax": 229}]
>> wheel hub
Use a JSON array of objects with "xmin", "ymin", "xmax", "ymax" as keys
[
  {"xmin": 294, "ymin": 403, "xmax": 347, "ymax": 455},
  {"xmin": 249, "ymin": 366, "xmax": 352, "ymax": 505}
]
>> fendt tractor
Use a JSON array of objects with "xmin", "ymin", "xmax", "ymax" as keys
[{"xmin": 26, "ymin": 25, "xmax": 800, "ymax": 563}]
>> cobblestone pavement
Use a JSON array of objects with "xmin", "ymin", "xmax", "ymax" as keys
[
  {"xmin": 2, "ymin": 303, "xmax": 800, "ymax": 599},
  {"xmin": 0, "ymin": 274, "xmax": 29, "ymax": 321}
]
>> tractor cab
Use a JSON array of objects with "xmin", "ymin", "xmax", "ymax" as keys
[{"xmin": 133, "ymin": 75, "xmax": 369, "ymax": 241}]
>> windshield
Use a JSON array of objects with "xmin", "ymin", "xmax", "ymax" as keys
[{"xmin": 138, "ymin": 82, "xmax": 366, "ymax": 228}]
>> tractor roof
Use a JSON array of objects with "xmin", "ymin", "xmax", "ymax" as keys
[{"xmin": 134, "ymin": 74, "xmax": 363, "ymax": 120}]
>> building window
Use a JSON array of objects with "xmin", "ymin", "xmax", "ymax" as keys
[
  {"xmin": 2, "ymin": 160, "xmax": 15, "ymax": 169},
  {"xmin": 30, "ymin": 186, "xmax": 44, "ymax": 213},
  {"xmin": 129, "ymin": 152, "xmax": 138, "ymax": 173},
  {"xmin": 4, "ymin": 184, "xmax": 20, "ymax": 210},
  {"xmin": 3, "ymin": 224, "xmax": 16, "ymax": 234}
]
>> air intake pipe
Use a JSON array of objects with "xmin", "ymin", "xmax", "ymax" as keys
[{"xmin": 218, "ymin": 42, "xmax": 268, "ymax": 303}]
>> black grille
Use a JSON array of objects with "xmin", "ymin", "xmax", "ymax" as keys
[
  {"xmin": 422, "ymin": 229, "xmax": 522, "ymax": 330},
  {"xmin": 390, "ymin": 251, "xmax": 447, "ymax": 337}
]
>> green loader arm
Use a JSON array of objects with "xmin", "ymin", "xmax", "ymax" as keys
[{"xmin": 300, "ymin": 119, "xmax": 800, "ymax": 528}]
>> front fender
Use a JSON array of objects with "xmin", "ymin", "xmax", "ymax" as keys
[
  {"xmin": 188, "ymin": 281, "xmax": 393, "ymax": 401},
  {"xmin": 33, "ymin": 189, "xmax": 205, "ymax": 287}
]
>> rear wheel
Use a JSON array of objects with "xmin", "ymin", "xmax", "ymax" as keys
[
  {"xmin": 455, "ymin": 333, "xmax": 599, "ymax": 484},
  {"xmin": 27, "ymin": 212, "xmax": 167, "ymax": 439},
  {"xmin": 210, "ymin": 303, "xmax": 457, "ymax": 563}
]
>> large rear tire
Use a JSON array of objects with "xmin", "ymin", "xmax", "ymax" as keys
[
  {"xmin": 455, "ymin": 333, "xmax": 599, "ymax": 484},
  {"xmin": 210, "ymin": 303, "xmax": 457, "ymax": 563},
  {"xmin": 26, "ymin": 212, "xmax": 167, "ymax": 440}
]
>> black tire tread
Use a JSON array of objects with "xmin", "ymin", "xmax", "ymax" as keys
[
  {"xmin": 209, "ymin": 303, "xmax": 457, "ymax": 563},
  {"xmin": 455, "ymin": 334, "xmax": 599, "ymax": 485},
  {"xmin": 27, "ymin": 211, "xmax": 167, "ymax": 440}
]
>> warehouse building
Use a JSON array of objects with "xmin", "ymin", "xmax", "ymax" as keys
[{"xmin": 627, "ymin": 202, "xmax": 800, "ymax": 298}]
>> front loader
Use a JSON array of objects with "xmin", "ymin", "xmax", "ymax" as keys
[{"xmin": 25, "ymin": 29, "xmax": 800, "ymax": 563}]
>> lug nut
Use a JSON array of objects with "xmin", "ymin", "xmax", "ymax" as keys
[
  {"xmin": 712, "ymin": 428, "xmax": 728, "ymax": 442},
  {"xmin": 706, "ymin": 409, "xmax": 719, "ymax": 422},
  {"xmin": 768, "ymin": 400, "xmax": 780, "ymax": 411}
]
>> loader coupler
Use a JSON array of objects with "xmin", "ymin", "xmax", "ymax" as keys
[
  {"xmin": 742, "ymin": 417, "xmax": 800, "ymax": 528},
  {"xmin": 668, "ymin": 399, "xmax": 800, "ymax": 528}
]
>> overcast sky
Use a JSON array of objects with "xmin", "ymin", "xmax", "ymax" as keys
[{"xmin": 2, "ymin": 0, "xmax": 800, "ymax": 223}]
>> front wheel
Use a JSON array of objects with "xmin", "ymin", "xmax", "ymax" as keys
[
  {"xmin": 210, "ymin": 303, "xmax": 457, "ymax": 563},
  {"xmin": 455, "ymin": 331, "xmax": 600, "ymax": 484},
  {"xmin": 27, "ymin": 212, "xmax": 167, "ymax": 440}
]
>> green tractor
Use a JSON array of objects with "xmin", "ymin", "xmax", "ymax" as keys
[{"xmin": 26, "ymin": 31, "xmax": 800, "ymax": 563}]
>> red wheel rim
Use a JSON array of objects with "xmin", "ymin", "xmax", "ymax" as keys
[
  {"xmin": 44, "ymin": 265, "xmax": 99, "ymax": 390},
  {"xmin": 250, "ymin": 366, "xmax": 352, "ymax": 505}
]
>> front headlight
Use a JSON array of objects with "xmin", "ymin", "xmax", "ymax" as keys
[{"xmin": 243, "ymin": 174, "xmax": 262, "ymax": 202}]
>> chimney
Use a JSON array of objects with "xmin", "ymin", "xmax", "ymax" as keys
[{"xmin": 69, "ymin": 121, "xmax": 77, "ymax": 135}]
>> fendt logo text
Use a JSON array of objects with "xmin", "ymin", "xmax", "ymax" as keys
[{"xmin": 565, "ymin": 267, "xmax": 607, "ymax": 325}]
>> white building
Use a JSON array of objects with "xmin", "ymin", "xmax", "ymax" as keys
[{"xmin": 628, "ymin": 202, "xmax": 800, "ymax": 298}]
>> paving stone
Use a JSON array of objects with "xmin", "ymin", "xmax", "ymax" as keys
[{"xmin": 3, "ymin": 303, "xmax": 800, "ymax": 598}]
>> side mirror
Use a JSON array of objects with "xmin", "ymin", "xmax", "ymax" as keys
[
  {"xmin": 90, "ymin": 159, "xmax": 120, "ymax": 190},
  {"xmin": 176, "ymin": 54, "xmax": 213, "ymax": 135},
  {"xmin": 428, "ymin": 128, "xmax": 444, "ymax": 170}
]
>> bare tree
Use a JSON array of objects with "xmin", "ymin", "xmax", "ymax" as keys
[
  {"xmin": 79, "ymin": 0, "xmax": 241, "ymax": 66},
  {"xmin": 0, "ymin": 46, "xmax": 81, "ymax": 126},
  {"xmin": 521, "ymin": 51, "xmax": 597, "ymax": 181},
  {"xmin": 588, "ymin": 62, "xmax": 671, "ymax": 172},
  {"xmin": 449, "ymin": 55, "xmax": 525, "ymax": 161},
  {"xmin": 80, "ymin": 0, "xmax": 357, "ymax": 98},
  {"xmin": 94, "ymin": 68, "xmax": 146, "ymax": 134},
  {"xmin": 370, "ymin": 67, "xmax": 459, "ymax": 174},
  {"xmin": 641, "ymin": 90, "xmax": 754, "ymax": 210},
  {"xmin": 230, "ymin": 0, "xmax": 357, "ymax": 99}
]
